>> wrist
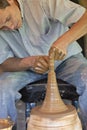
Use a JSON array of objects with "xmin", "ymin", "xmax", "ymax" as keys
[{"xmin": 20, "ymin": 57, "xmax": 33, "ymax": 69}]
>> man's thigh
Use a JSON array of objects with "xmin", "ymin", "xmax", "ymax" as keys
[
  {"xmin": 0, "ymin": 71, "xmax": 47, "ymax": 91},
  {"xmin": 56, "ymin": 53, "xmax": 87, "ymax": 95}
]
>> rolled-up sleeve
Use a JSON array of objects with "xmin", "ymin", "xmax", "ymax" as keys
[
  {"xmin": 0, "ymin": 36, "xmax": 14, "ymax": 64},
  {"xmin": 43, "ymin": 0, "xmax": 86, "ymax": 26}
]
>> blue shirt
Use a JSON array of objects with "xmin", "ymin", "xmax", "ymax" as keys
[{"xmin": 0, "ymin": 0, "xmax": 86, "ymax": 69}]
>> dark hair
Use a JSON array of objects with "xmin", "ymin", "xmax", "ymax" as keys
[{"xmin": 0, "ymin": 0, "xmax": 10, "ymax": 9}]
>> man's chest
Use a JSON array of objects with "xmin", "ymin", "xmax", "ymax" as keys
[{"xmin": 24, "ymin": 0, "xmax": 50, "ymax": 36}]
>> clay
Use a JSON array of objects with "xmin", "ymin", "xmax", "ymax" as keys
[{"xmin": 0, "ymin": 119, "xmax": 13, "ymax": 130}]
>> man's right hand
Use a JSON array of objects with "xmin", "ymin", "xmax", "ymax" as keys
[{"xmin": 31, "ymin": 56, "xmax": 49, "ymax": 74}]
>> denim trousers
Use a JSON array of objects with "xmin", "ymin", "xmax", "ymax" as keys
[{"xmin": 0, "ymin": 53, "xmax": 87, "ymax": 125}]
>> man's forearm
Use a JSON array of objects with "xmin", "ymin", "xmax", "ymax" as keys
[
  {"xmin": 0, "ymin": 57, "xmax": 35, "ymax": 72},
  {"xmin": 54, "ymin": 10, "xmax": 87, "ymax": 48},
  {"xmin": 66, "ymin": 10, "xmax": 87, "ymax": 45}
]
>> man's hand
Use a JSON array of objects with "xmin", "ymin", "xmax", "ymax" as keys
[
  {"xmin": 31, "ymin": 56, "xmax": 49, "ymax": 74},
  {"xmin": 49, "ymin": 43, "xmax": 67, "ymax": 60}
]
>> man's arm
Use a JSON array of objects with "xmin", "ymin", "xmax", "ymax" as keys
[
  {"xmin": 0, "ymin": 56, "xmax": 49, "ymax": 74},
  {"xmin": 56, "ymin": 10, "xmax": 87, "ymax": 48},
  {"xmin": 49, "ymin": 11, "xmax": 87, "ymax": 60},
  {"xmin": 0, "ymin": 57, "xmax": 36, "ymax": 72}
]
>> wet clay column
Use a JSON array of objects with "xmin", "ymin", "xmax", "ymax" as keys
[{"xmin": 27, "ymin": 52, "xmax": 82, "ymax": 130}]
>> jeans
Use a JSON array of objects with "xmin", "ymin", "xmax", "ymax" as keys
[{"xmin": 0, "ymin": 53, "xmax": 87, "ymax": 124}]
